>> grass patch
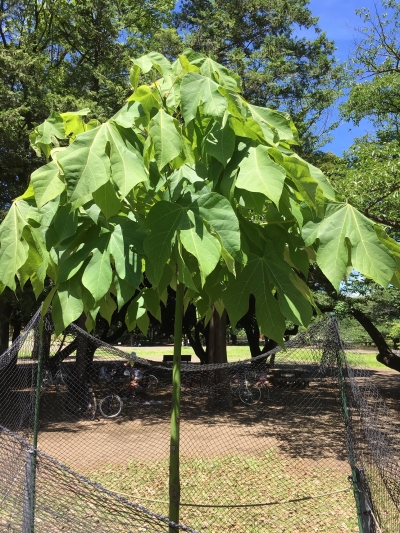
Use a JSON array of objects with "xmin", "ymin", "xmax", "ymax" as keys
[
  {"xmin": 88, "ymin": 452, "xmax": 358, "ymax": 532},
  {"xmin": 110, "ymin": 345, "xmax": 390, "ymax": 370}
]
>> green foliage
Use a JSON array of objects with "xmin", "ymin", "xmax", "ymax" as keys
[
  {"xmin": 389, "ymin": 321, "xmax": 400, "ymax": 340},
  {"xmin": 175, "ymin": 0, "xmax": 345, "ymax": 152},
  {"xmin": 0, "ymin": 51, "xmax": 398, "ymax": 344},
  {"xmin": 303, "ymin": 203, "xmax": 397, "ymax": 290},
  {"xmin": 341, "ymin": 1, "xmax": 400, "ymax": 139},
  {"xmin": 0, "ymin": 0, "xmax": 174, "ymax": 209},
  {"xmin": 315, "ymin": 140, "xmax": 400, "ymax": 239}
]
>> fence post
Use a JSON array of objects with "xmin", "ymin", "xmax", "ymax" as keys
[
  {"xmin": 22, "ymin": 449, "xmax": 35, "ymax": 533},
  {"xmin": 356, "ymin": 467, "xmax": 376, "ymax": 533},
  {"xmin": 332, "ymin": 318, "xmax": 368, "ymax": 533}
]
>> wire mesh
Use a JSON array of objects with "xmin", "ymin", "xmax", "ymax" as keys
[
  {"xmin": 343, "ymin": 348, "xmax": 400, "ymax": 533},
  {"xmin": 0, "ymin": 311, "xmax": 399, "ymax": 532},
  {"xmin": 0, "ymin": 427, "xmax": 198, "ymax": 533}
]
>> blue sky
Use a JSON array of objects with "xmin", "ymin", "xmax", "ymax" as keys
[{"xmin": 306, "ymin": 0, "xmax": 377, "ymax": 155}]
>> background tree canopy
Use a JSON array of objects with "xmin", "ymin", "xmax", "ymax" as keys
[{"xmin": 0, "ymin": 0, "xmax": 174, "ymax": 210}]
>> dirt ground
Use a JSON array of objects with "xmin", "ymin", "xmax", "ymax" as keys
[
  {"xmin": 2, "ymin": 362, "xmax": 399, "ymax": 532},
  {"xmin": 35, "ymin": 367, "xmax": 400, "ymax": 468}
]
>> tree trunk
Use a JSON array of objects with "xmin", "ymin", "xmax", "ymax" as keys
[
  {"xmin": 11, "ymin": 317, "xmax": 21, "ymax": 342},
  {"xmin": 184, "ymin": 322, "xmax": 206, "ymax": 363},
  {"xmin": 206, "ymin": 307, "xmax": 229, "ymax": 395},
  {"xmin": 182, "ymin": 304, "xmax": 206, "ymax": 363},
  {"xmin": 207, "ymin": 307, "xmax": 227, "ymax": 365},
  {"xmin": 74, "ymin": 314, "xmax": 97, "ymax": 381},
  {"xmin": 240, "ymin": 296, "xmax": 262, "ymax": 358},
  {"xmin": 48, "ymin": 338, "xmax": 80, "ymax": 369},
  {"xmin": 351, "ymin": 307, "xmax": 400, "ymax": 372}
]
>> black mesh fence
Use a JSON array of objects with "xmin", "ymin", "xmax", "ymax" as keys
[
  {"xmin": 343, "ymin": 352, "xmax": 400, "ymax": 532},
  {"xmin": 0, "ymin": 427, "xmax": 198, "ymax": 532},
  {"xmin": 0, "ymin": 310, "xmax": 399, "ymax": 532}
]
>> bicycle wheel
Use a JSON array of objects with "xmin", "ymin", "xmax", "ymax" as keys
[
  {"xmin": 239, "ymin": 383, "xmax": 261, "ymax": 405},
  {"xmin": 99, "ymin": 394, "xmax": 123, "ymax": 418},
  {"xmin": 144, "ymin": 375, "xmax": 158, "ymax": 389}
]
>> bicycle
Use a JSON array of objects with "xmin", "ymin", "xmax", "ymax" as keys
[
  {"xmin": 64, "ymin": 382, "xmax": 97, "ymax": 421},
  {"xmin": 40, "ymin": 363, "xmax": 68, "ymax": 393},
  {"xmin": 230, "ymin": 371, "xmax": 262, "ymax": 405},
  {"xmin": 64, "ymin": 375, "xmax": 97, "ymax": 420},
  {"xmin": 98, "ymin": 368, "xmax": 159, "ymax": 419},
  {"xmin": 98, "ymin": 392, "xmax": 164, "ymax": 418},
  {"xmin": 238, "ymin": 379, "xmax": 262, "ymax": 405}
]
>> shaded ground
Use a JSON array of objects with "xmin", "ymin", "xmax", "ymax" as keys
[
  {"xmin": 2, "ymin": 358, "xmax": 399, "ymax": 532},
  {"xmin": 32, "ymin": 368, "xmax": 359, "ymax": 532}
]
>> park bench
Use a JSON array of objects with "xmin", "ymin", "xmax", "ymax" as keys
[{"xmin": 162, "ymin": 354, "xmax": 192, "ymax": 363}]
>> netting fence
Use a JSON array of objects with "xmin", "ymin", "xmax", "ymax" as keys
[{"xmin": 0, "ymin": 309, "xmax": 399, "ymax": 532}]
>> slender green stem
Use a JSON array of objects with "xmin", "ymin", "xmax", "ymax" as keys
[
  {"xmin": 30, "ymin": 317, "xmax": 44, "ymax": 532},
  {"xmin": 169, "ymin": 281, "xmax": 184, "ymax": 532}
]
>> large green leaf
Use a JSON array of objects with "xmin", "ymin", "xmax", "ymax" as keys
[
  {"xmin": 144, "ymin": 202, "xmax": 184, "ymax": 284},
  {"xmin": 372, "ymin": 225, "xmax": 400, "ymax": 288},
  {"xmin": 22, "ymin": 225, "xmax": 52, "ymax": 291},
  {"xmin": 0, "ymin": 202, "xmax": 29, "ymax": 290},
  {"xmin": 56, "ymin": 227, "xmax": 106, "ymax": 283},
  {"xmin": 269, "ymin": 149, "xmax": 318, "ymax": 209},
  {"xmin": 236, "ymin": 145, "xmax": 286, "ymax": 207},
  {"xmin": 143, "ymin": 288, "xmax": 161, "ymax": 321},
  {"xmin": 127, "ymin": 86, "xmax": 161, "ymax": 123},
  {"xmin": 51, "ymin": 206, "xmax": 78, "ymax": 246},
  {"xmin": 133, "ymin": 52, "xmax": 172, "ymax": 77},
  {"xmin": 31, "ymin": 161, "xmax": 65, "ymax": 209},
  {"xmin": 18, "ymin": 228, "xmax": 43, "ymax": 289},
  {"xmin": 113, "ymin": 275, "xmax": 136, "ymax": 311},
  {"xmin": 109, "ymin": 218, "xmax": 142, "ymax": 288},
  {"xmin": 180, "ymin": 211, "xmax": 221, "ymax": 284},
  {"xmin": 149, "ymin": 110, "xmax": 183, "ymax": 170},
  {"xmin": 92, "ymin": 181, "xmax": 121, "ymax": 220},
  {"xmin": 57, "ymin": 125, "xmax": 110, "ymax": 205},
  {"xmin": 82, "ymin": 242, "xmax": 112, "ymax": 302},
  {"xmin": 180, "ymin": 72, "xmax": 228, "ymax": 124},
  {"xmin": 191, "ymin": 192, "xmax": 241, "ymax": 260},
  {"xmin": 125, "ymin": 295, "xmax": 146, "ymax": 331},
  {"xmin": 204, "ymin": 121, "xmax": 235, "ymax": 166},
  {"xmin": 199, "ymin": 58, "xmax": 241, "ymax": 92},
  {"xmin": 262, "ymin": 246, "xmax": 313, "ymax": 326},
  {"xmin": 248, "ymin": 104, "xmax": 295, "ymax": 143},
  {"xmin": 303, "ymin": 203, "xmax": 396, "ymax": 290},
  {"xmin": 60, "ymin": 109, "xmax": 89, "ymax": 139},
  {"xmin": 81, "ymin": 246, "xmax": 113, "ymax": 303},
  {"xmin": 98, "ymin": 292, "xmax": 117, "ymax": 325},
  {"xmin": 52, "ymin": 277, "xmax": 84, "ymax": 336},
  {"xmin": 175, "ymin": 245, "xmax": 198, "ymax": 292},
  {"xmin": 106, "ymin": 122, "xmax": 148, "ymax": 197},
  {"xmin": 30, "ymin": 112, "xmax": 66, "ymax": 158},
  {"xmin": 305, "ymin": 162, "xmax": 336, "ymax": 201},
  {"xmin": 223, "ymin": 254, "xmax": 286, "ymax": 344}
]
